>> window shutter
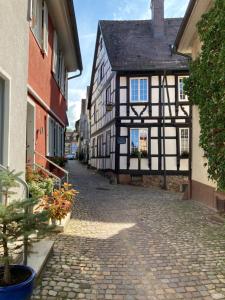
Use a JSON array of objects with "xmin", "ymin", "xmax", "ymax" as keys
[
  {"xmin": 52, "ymin": 31, "xmax": 58, "ymax": 74},
  {"xmin": 43, "ymin": 1, "xmax": 48, "ymax": 54}
]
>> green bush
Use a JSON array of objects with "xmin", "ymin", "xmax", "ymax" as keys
[{"xmin": 184, "ymin": 0, "xmax": 225, "ymax": 191}]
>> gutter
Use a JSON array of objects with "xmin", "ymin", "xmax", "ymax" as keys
[
  {"xmin": 68, "ymin": 0, "xmax": 83, "ymax": 72},
  {"xmin": 68, "ymin": 69, "xmax": 82, "ymax": 80}
]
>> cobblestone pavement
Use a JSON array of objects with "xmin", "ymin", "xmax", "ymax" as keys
[{"xmin": 32, "ymin": 161, "xmax": 225, "ymax": 300}]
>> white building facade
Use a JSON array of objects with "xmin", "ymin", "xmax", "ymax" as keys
[{"xmin": 88, "ymin": 0, "xmax": 191, "ymax": 189}]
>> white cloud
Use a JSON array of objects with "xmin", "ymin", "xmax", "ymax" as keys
[{"xmin": 67, "ymin": 87, "xmax": 86, "ymax": 129}]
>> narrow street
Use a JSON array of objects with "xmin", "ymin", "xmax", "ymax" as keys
[{"xmin": 33, "ymin": 161, "xmax": 225, "ymax": 300}]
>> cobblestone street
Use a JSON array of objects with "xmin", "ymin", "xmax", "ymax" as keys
[{"xmin": 32, "ymin": 161, "xmax": 225, "ymax": 300}]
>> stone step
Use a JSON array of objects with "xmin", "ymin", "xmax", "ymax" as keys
[{"xmin": 27, "ymin": 239, "xmax": 54, "ymax": 281}]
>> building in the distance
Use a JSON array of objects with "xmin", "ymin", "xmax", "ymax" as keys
[
  {"xmin": 88, "ymin": 0, "xmax": 191, "ymax": 190},
  {"xmin": 78, "ymin": 88, "xmax": 91, "ymax": 163},
  {"xmin": 65, "ymin": 130, "xmax": 79, "ymax": 158}
]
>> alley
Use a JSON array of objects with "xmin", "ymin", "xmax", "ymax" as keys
[{"xmin": 33, "ymin": 161, "xmax": 225, "ymax": 300}]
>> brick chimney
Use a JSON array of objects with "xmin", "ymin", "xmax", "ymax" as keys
[{"xmin": 151, "ymin": 0, "xmax": 165, "ymax": 37}]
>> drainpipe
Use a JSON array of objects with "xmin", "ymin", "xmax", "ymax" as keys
[
  {"xmin": 172, "ymin": 45, "xmax": 192, "ymax": 199},
  {"xmin": 68, "ymin": 70, "xmax": 82, "ymax": 80}
]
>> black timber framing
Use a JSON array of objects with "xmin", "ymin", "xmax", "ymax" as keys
[{"xmin": 116, "ymin": 70, "xmax": 191, "ymax": 176}]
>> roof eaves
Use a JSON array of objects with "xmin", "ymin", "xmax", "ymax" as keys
[
  {"xmin": 68, "ymin": 0, "xmax": 83, "ymax": 71},
  {"xmin": 174, "ymin": 0, "xmax": 197, "ymax": 49}
]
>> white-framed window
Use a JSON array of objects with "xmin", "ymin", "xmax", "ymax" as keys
[
  {"xmin": 178, "ymin": 76, "xmax": 188, "ymax": 101},
  {"xmin": 179, "ymin": 128, "xmax": 189, "ymax": 156},
  {"xmin": 130, "ymin": 128, "xmax": 148, "ymax": 157},
  {"xmin": 52, "ymin": 31, "xmax": 68, "ymax": 98},
  {"xmin": 130, "ymin": 78, "xmax": 148, "ymax": 102},
  {"xmin": 30, "ymin": 0, "xmax": 48, "ymax": 54},
  {"xmin": 0, "ymin": 77, "xmax": 4, "ymax": 164},
  {"xmin": 106, "ymin": 131, "xmax": 111, "ymax": 157},
  {"xmin": 47, "ymin": 116, "xmax": 64, "ymax": 157}
]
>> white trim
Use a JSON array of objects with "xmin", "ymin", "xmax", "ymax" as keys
[
  {"xmin": 27, "ymin": 98, "xmax": 36, "ymax": 164},
  {"xmin": 27, "ymin": 84, "xmax": 66, "ymax": 126},
  {"xmin": 179, "ymin": 128, "xmax": 189, "ymax": 154},
  {"xmin": 29, "ymin": 0, "xmax": 33, "ymax": 20},
  {"xmin": 130, "ymin": 77, "xmax": 148, "ymax": 103},
  {"xmin": 0, "ymin": 67, "xmax": 11, "ymax": 167},
  {"xmin": 178, "ymin": 76, "xmax": 189, "ymax": 102},
  {"xmin": 43, "ymin": 1, "xmax": 48, "ymax": 55}
]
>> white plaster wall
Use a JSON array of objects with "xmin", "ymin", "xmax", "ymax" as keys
[
  {"xmin": 129, "ymin": 159, "xmax": 138, "ymax": 170},
  {"xmin": 141, "ymin": 159, "xmax": 149, "ymax": 170},
  {"xmin": 180, "ymin": 159, "xmax": 188, "ymax": 171},
  {"xmin": 192, "ymin": 106, "xmax": 215, "ymax": 187},
  {"xmin": 120, "ymin": 157, "xmax": 127, "ymax": 169},
  {"xmin": 0, "ymin": 1, "xmax": 29, "ymax": 175},
  {"xmin": 151, "ymin": 157, "xmax": 158, "ymax": 170}
]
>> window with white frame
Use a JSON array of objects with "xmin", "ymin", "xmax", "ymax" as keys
[
  {"xmin": 180, "ymin": 128, "xmax": 189, "ymax": 156},
  {"xmin": 52, "ymin": 31, "xmax": 68, "ymax": 98},
  {"xmin": 130, "ymin": 78, "xmax": 148, "ymax": 102},
  {"xmin": 30, "ymin": 0, "xmax": 48, "ymax": 54},
  {"xmin": 178, "ymin": 76, "xmax": 188, "ymax": 101},
  {"xmin": 106, "ymin": 131, "xmax": 111, "ymax": 157},
  {"xmin": 0, "ymin": 78, "xmax": 4, "ymax": 164},
  {"xmin": 130, "ymin": 129, "xmax": 148, "ymax": 157},
  {"xmin": 47, "ymin": 116, "xmax": 64, "ymax": 157}
]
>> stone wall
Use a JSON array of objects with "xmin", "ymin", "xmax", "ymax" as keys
[{"xmin": 143, "ymin": 175, "xmax": 189, "ymax": 192}]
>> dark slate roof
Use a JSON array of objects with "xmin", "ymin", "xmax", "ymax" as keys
[{"xmin": 99, "ymin": 19, "xmax": 189, "ymax": 71}]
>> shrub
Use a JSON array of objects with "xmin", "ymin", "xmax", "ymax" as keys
[
  {"xmin": 184, "ymin": 0, "xmax": 225, "ymax": 191},
  {"xmin": 37, "ymin": 183, "xmax": 78, "ymax": 222}
]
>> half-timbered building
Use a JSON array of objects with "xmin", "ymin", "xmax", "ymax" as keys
[{"xmin": 88, "ymin": 0, "xmax": 191, "ymax": 190}]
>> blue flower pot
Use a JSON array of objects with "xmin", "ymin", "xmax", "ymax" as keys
[{"xmin": 0, "ymin": 265, "xmax": 36, "ymax": 300}]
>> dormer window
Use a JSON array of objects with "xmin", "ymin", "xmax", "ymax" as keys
[{"xmin": 130, "ymin": 78, "xmax": 148, "ymax": 102}]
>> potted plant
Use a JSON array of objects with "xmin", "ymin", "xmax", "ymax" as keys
[
  {"xmin": 38, "ymin": 183, "xmax": 78, "ymax": 225},
  {"xmin": 130, "ymin": 150, "xmax": 148, "ymax": 158},
  {"xmin": 0, "ymin": 169, "xmax": 52, "ymax": 300}
]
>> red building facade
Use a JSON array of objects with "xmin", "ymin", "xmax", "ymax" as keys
[{"xmin": 26, "ymin": 0, "xmax": 82, "ymax": 166}]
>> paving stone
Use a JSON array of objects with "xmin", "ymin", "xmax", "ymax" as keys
[{"xmin": 31, "ymin": 161, "xmax": 225, "ymax": 300}]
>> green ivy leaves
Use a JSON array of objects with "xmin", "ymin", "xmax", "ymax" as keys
[{"xmin": 184, "ymin": 0, "xmax": 225, "ymax": 191}]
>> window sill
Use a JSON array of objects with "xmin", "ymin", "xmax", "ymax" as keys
[{"xmin": 130, "ymin": 101, "xmax": 148, "ymax": 104}]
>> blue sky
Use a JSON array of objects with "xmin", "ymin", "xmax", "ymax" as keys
[{"xmin": 67, "ymin": 0, "xmax": 189, "ymax": 128}]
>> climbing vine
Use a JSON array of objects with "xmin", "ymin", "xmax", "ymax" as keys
[{"xmin": 184, "ymin": 0, "xmax": 225, "ymax": 191}]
